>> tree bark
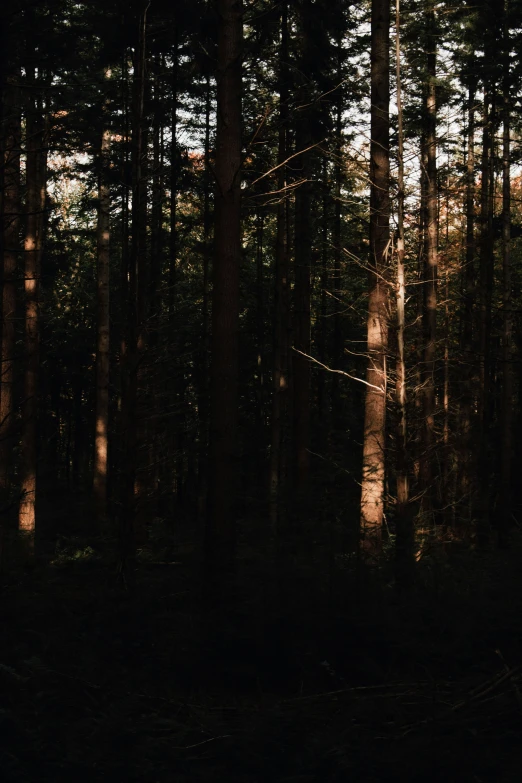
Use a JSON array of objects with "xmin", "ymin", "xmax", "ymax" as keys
[
  {"xmin": 360, "ymin": 0, "xmax": 390, "ymax": 554},
  {"xmin": 459, "ymin": 78, "xmax": 476, "ymax": 520},
  {"xmin": 197, "ymin": 71, "xmax": 212, "ymax": 518},
  {"xmin": 331, "ymin": 94, "xmax": 343, "ymax": 429},
  {"xmin": 270, "ymin": 0, "xmax": 290, "ymax": 533},
  {"xmin": 394, "ymin": 0, "xmax": 413, "ymax": 586},
  {"xmin": 0, "ymin": 72, "xmax": 20, "ymax": 489},
  {"xmin": 317, "ymin": 155, "xmax": 329, "ymax": 433},
  {"xmin": 420, "ymin": 1, "xmax": 438, "ymax": 521},
  {"xmin": 19, "ymin": 86, "xmax": 46, "ymax": 550},
  {"xmin": 499, "ymin": 2, "xmax": 511, "ymax": 547},
  {"xmin": 206, "ymin": 0, "xmax": 243, "ymax": 581},
  {"xmin": 93, "ymin": 70, "xmax": 111, "ymax": 518},
  {"xmin": 292, "ymin": 130, "xmax": 312, "ymax": 490},
  {"xmin": 477, "ymin": 90, "xmax": 494, "ymax": 543},
  {"xmin": 118, "ymin": 1, "xmax": 148, "ymax": 584}
]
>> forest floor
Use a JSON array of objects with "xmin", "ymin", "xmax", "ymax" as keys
[{"xmin": 2, "ymin": 498, "xmax": 522, "ymax": 782}]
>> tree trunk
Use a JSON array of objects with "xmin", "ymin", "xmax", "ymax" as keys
[
  {"xmin": 317, "ymin": 155, "xmax": 329, "ymax": 434},
  {"xmin": 118, "ymin": 1, "xmax": 148, "ymax": 584},
  {"xmin": 150, "ymin": 58, "xmax": 163, "ymax": 345},
  {"xmin": 477, "ymin": 91, "xmax": 494, "ymax": 543},
  {"xmin": 360, "ymin": 0, "xmax": 390, "ymax": 554},
  {"xmin": 292, "ymin": 127, "xmax": 312, "ymax": 491},
  {"xmin": 270, "ymin": 0, "xmax": 291, "ymax": 559},
  {"xmin": 255, "ymin": 209, "xmax": 265, "ymax": 471},
  {"xmin": 206, "ymin": 0, "xmax": 243, "ymax": 582},
  {"xmin": 93, "ymin": 71, "xmax": 111, "ymax": 518},
  {"xmin": 19, "ymin": 87, "xmax": 46, "ymax": 550},
  {"xmin": 499, "ymin": 3, "xmax": 511, "ymax": 547},
  {"xmin": 420, "ymin": 1, "xmax": 438, "ymax": 521},
  {"xmin": 459, "ymin": 78, "xmax": 476, "ymax": 521},
  {"xmin": 331, "ymin": 95, "xmax": 343, "ymax": 429},
  {"xmin": 394, "ymin": 0, "xmax": 413, "ymax": 586},
  {"xmin": 197, "ymin": 71, "xmax": 212, "ymax": 518},
  {"xmin": 0, "ymin": 72, "xmax": 20, "ymax": 489}
]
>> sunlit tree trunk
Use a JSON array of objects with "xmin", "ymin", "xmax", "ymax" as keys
[
  {"xmin": 93, "ymin": 71, "xmax": 111, "ymax": 518},
  {"xmin": 206, "ymin": 0, "xmax": 243, "ymax": 581},
  {"xmin": 499, "ymin": 3, "xmax": 511, "ymax": 547},
  {"xmin": 19, "ymin": 87, "xmax": 46, "ymax": 550},
  {"xmin": 0, "ymin": 72, "xmax": 20, "ymax": 489},
  {"xmin": 360, "ymin": 0, "xmax": 390, "ymax": 554}
]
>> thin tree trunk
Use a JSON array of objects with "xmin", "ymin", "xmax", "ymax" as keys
[
  {"xmin": 292, "ymin": 126, "xmax": 312, "ymax": 491},
  {"xmin": 499, "ymin": 3, "xmax": 511, "ymax": 547},
  {"xmin": 459, "ymin": 78, "xmax": 476, "ymax": 520},
  {"xmin": 255, "ymin": 209, "xmax": 265, "ymax": 469},
  {"xmin": 0, "ymin": 72, "xmax": 20, "ymax": 489},
  {"xmin": 168, "ymin": 38, "xmax": 178, "ymax": 319},
  {"xmin": 93, "ymin": 70, "xmax": 111, "ymax": 518},
  {"xmin": 270, "ymin": 0, "xmax": 291, "ymax": 567},
  {"xmin": 119, "ymin": 1, "xmax": 148, "ymax": 584},
  {"xmin": 150, "ymin": 59, "xmax": 163, "ymax": 344},
  {"xmin": 477, "ymin": 91, "xmax": 494, "ymax": 543},
  {"xmin": 19, "ymin": 87, "xmax": 46, "ymax": 549},
  {"xmin": 413, "ymin": 131, "xmax": 427, "ymax": 486},
  {"xmin": 317, "ymin": 155, "xmax": 329, "ymax": 432},
  {"xmin": 197, "ymin": 71, "xmax": 211, "ymax": 517},
  {"xmin": 420, "ymin": 1, "xmax": 438, "ymax": 521},
  {"xmin": 206, "ymin": 0, "xmax": 243, "ymax": 582},
  {"xmin": 360, "ymin": 0, "xmax": 390, "ymax": 555},
  {"xmin": 270, "ymin": 0, "xmax": 290, "ymax": 523},
  {"xmin": 394, "ymin": 0, "xmax": 413, "ymax": 586},
  {"xmin": 331, "ymin": 96, "xmax": 343, "ymax": 428},
  {"xmin": 167, "ymin": 37, "xmax": 182, "ymax": 510}
]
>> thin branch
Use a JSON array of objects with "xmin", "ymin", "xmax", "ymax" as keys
[{"xmin": 292, "ymin": 348, "xmax": 384, "ymax": 393}]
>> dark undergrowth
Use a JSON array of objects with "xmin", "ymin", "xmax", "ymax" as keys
[{"xmin": 2, "ymin": 497, "xmax": 522, "ymax": 782}]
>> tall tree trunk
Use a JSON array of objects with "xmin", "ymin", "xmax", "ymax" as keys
[
  {"xmin": 477, "ymin": 91, "xmax": 494, "ymax": 542},
  {"xmin": 499, "ymin": 3, "xmax": 511, "ymax": 547},
  {"xmin": 317, "ymin": 155, "xmax": 329, "ymax": 433},
  {"xmin": 255, "ymin": 209, "xmax": 265, "ymax": 470},
  {"xmin": 167, "ymin": 38, "xmax": 183, "ymax": 511},
  {"xmin": 331, "ymin": 95, "xmax": 343, "ymax": 429},
  {"xmin": 197, "ymin": 71, "xmax": 212, "ymax": 518},
  {"xmin": 19, "ymin": 86, "xmax": 45, "ymax": 549},
  {"xmin": 360, "ymin": 0, "xmax": 390, "ymax": 554},
  {"xmin": 420, "ymin": 1, "xmax": 438, "ymax": 521},
  {"xmin": 150, "ymin": 58, "xmax": 163, "ymax": 344},
  {"xmin": 270, "ymin": 0, "xmax": 291, "ymax": 583},
  {"xmin": 394, "ymin": 0, "xmax": 413, "ymax": 586},
  {"xmin": 93, "ymin": 71, "xmax": 111, "ymax": 519},
  {"xmin": 459, "ymin": 77, "xmax": 476, "ymax": 521},
  {"xmin": 206, "ymin": 0, "xmax": 243, "ymax": 582},
  {"xmin": 292, "ymin": 127, "xmax": 312, "ymax": 491},
  {"xmin": 118, "ymin": 1, "xmax": 148, "ymax": 583},
  {"xmin": 0, "ymin": 72, "xmax": 20, "ymax": 489},
  {"xmin": 168, "ymin": 39, "xmax": 178, "ymax": 320}
]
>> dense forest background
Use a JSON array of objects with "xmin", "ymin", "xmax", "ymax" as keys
[{"xmin": 3, "ymin": 0, "xmax": 522, "ymax": 781}]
